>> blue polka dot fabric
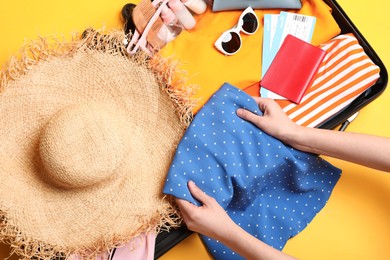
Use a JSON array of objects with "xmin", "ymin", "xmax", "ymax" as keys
[{"xmin": 163, "ymin": 83, "xmax": 341, "ymax": 259}]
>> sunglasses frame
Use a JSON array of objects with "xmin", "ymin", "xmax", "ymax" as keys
[{"xmin": 214, "ymin": 6, "xmax": 259, "ymax": 56}]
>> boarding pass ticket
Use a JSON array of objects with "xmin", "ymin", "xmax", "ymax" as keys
[{"xmin": 261, "ymin": 12, "xmax": 316, "ymax": 99}]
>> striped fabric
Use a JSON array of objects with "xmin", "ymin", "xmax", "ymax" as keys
[{"xmin": 276, "ymin": 33, "xmax": 380, "ymax": 127}]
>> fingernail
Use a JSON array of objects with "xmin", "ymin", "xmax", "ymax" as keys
[
  {"xmin": 236, "ymin": 109, "xmax": 243, "ymax": 116},
  {"xmin": 188, "ymin": 180, "xmax": 195, "ymax": 187}
]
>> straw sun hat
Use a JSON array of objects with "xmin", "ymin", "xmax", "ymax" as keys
[{"xmin": 0, "ymin": 30, "xmax": 194, "ymax": 259}]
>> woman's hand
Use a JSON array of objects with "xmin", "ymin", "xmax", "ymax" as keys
[
  {"xmin": 176, "ymin": 181, "xmax": 297, "ymax": 260},
  {"xmin": 237, "ymin": 97, "xmax": 390, "ymax": 172},
  {"xmin": 236, "ymin": 97, "xmax": 301, "ymax": 145},
  {"xmin": 175, "ymin": 181, "xmax": 236, "ymax": 241}
]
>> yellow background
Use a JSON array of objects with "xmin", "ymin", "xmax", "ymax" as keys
[{"xmin": 0, "ymin": 0, "xmax": 389, "ymax": 259}]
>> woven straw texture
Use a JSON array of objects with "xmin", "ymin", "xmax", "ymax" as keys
[{"xmin": 0, "ymin": 30, "xmax": 195, "ymax": 259}]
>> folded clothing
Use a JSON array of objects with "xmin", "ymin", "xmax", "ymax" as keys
[
  {"xmin": 275, "ymin": 33, "xmax": 380, "ymax": 127},
  {"xmin": 244, "ymin": 33, "xmax": 381, "ymax": 128},
  {"xmin": 163, "ymin": 83, "xmax": 342, "ymax": 259}
]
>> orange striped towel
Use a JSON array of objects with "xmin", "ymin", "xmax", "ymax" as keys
[{"xmin": 275, "ymin": 33, "xmax": 380, "ymax": 128}]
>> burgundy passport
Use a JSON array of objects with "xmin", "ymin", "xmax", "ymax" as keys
[{"xmin": 260, "ymin": 34, "xmax": 326, "ymax": 104}]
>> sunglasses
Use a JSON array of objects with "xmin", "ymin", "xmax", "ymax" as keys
[{"xmin": 214, "ymin": 6, "xmax": 259, "ymax": 56}]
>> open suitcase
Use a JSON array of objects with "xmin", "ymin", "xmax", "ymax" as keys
[{"xmin": 154, "ymin": 0, "xmax": 388, "ymax": 258}]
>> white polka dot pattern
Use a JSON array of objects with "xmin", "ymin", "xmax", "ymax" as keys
[{"xmin": 163, "ymin": 83, "xmax": 341, "ymax": 259}]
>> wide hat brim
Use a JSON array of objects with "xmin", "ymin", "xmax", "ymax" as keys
[{"xmin": 0, "ymin": 30, "xmax": 194, "ymax": 258}]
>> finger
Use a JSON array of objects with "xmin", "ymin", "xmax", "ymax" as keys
[
  {"xmin": 176, "ymin": 197, "xmax": 190, "ymax": 208},
  {"xmin": 252, "ymin": 97, "xmax": 274, "ymax": 112},
  {"xmin": 236, "ymin": 108, "xmax": 261, "ymax": 125},
  {"xmin": 252, "ymin": 96, "xmax": 268, "ymax": 104},
  {"xmin": 176, "ymin": 197, "xmax": 195, "ymax": 211},
  {"xmin": 187, "ymin": 181, "xmax": 212, "ymax": 205}
]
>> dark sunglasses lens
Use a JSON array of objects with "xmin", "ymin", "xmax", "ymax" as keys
[
  {"xmin": 221, "ymin": 32, "xmax": 241, "ymax": 54},
  {"xmin": 242, "ymin": 13, "xmax": 258, "ymax": 33}
]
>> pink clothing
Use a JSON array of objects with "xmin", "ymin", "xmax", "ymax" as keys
[
  {"xmin": 110, "ymin": 232, "xmax": 157, "ymax": 260},
  {"xmin": 69, "ymin": 232, "xmax": 157, "ymax": 260}
]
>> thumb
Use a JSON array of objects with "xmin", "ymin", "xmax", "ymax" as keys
[{"xmin": 187, "ymin": 181, "xmax": 212, "ymax": 206}]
